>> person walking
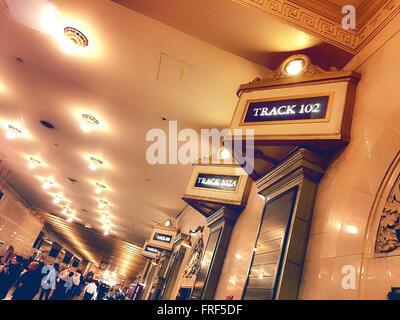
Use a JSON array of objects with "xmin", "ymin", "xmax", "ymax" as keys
[
  {"xmin": 0, "ymin": 255, "xmax": 23, "ymax": 299},
  {"xmin": 69, "ymin": 271, "xmax": 81, "ymax": 299},
  {"xmin": 11, "ymin": 261, "xmax": 42, "ymax": 300},
  {"xmin": 38, "ymin": 263, "xmax": 59, "ymax": 300},
  {"xmin": 62, "ymin": 271, "xmax": 75, "ymax": 299},
  {"xmin": 82, "ymin": 280, "xmax": 97, "ymax": 300}
]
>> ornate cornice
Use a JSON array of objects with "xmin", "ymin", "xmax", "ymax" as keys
[{"xmin": 233, "ymin": 0, "xmax": 400, "ymax": 54}]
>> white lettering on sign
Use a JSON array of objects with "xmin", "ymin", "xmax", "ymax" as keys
[
  {"xmin": 252, "ymin": 103, "xmax": 321, "ymax": 118},
  {"xmin": 154, "ymin": 233, "xmax": 172, "ymax": 243},
  {"xmin": 146, "ymin": 246, "xmax": 158, "ymax": 253},
  {"xmin": 197, "ymin": 177, "xmax": 238, "ymax": 188}
]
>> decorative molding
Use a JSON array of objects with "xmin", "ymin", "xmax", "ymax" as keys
[
  {"xmin": 233, "ymin": 0, "xmax": 400, "ymax": 54},
  {"xmin": 233, "ymin": 0, "xmax": 357, "ymax": 52},
  {"xmin": 375, "ymin": 174, "xmax": 400, "ymax": 254}
]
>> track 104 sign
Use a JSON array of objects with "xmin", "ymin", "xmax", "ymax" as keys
[{"xmin": 241, "ymin": 94, "xmax": 333, "ymax": 125}]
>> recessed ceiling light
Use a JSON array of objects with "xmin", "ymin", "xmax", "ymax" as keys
[
  {"xmin": 98, "ymin": 200, "xmax": 108, "ymax": 209},
  {"xmin": 81, "ymin": 114, "xmax": 100, "ymax": 133},
  {"xmin": 67, "ymin": 215, "xmax": 74, "ymax": 223},
  {"xmin": 42, "ymin": 179, "xmax": 54, "ymax": 189},
  {"xmin": 95, "ymin": 182, "xmax": 106, "ymax": 194},
  {"xmin": 89, "ymin": 156, "xmax": 104, "ymax": 170},
  {"xmin": 28, "ymin": 157, "xmax": 42, "ymax": 169},
  {"xmin": 6, "ymin": 124, "xmax": 23, "ymax": 140},
  {"xmin": 53, "ymin": 195, "xmax": 62, "ymax": 204},
  {"xmin": 64, "ymin": 27, "xmax": 88, "ymax": 47}
]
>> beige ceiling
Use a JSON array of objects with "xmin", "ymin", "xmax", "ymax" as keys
[
  {"xmin": 114, "ymin": 0, "xmax": 353, "ymax": 69},
  {"xmin": 0, "ymin": 0, "xmax": 356, "ymax": 277},
  {"xmin": 0, "ymin": 0, "xmax": 268, "ymax": 274}
]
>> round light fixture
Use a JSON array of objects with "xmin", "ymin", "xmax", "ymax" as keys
[
  {"xmin": 98, "ymin": 200, "xmax": 108, "ymax": 209},
  {"xmin": 218, "ymin": 147, "xmax": 231, "ymax": 160},
  {"xmin": 164, "ymin": 219, "xmax": 171, "ymax": 227},
  {"xmin": 81, "ymin": 114, "xmax": 100, "ymax": 133},
  {"xmin": 28, "ymin": 157, "xmax": 41, "ymax": 169},
  {"xmin": 61, "ymin": 207, "xmax": 68, "ymax": 215},
  {"xmin": 104, "ymin": 229, "xmax": 109, "ymax": 236},
  {"xmin": 6, "ymin": 124, "xmax": 23, "ymax": 140},
  {"xmin": 42, "ymin": 179, "xmax": 54, "ymax": 190},
  {"xmin": 95, "ymin": 182, "xmax": 106, "ymax": 194},
  {"xmin": 284, "ymin": 58, "xmax": 305, "ymax": 76},
  {"xmin": 53, "ymin": 196, "xmax": 61, "ymax": 204},
  {"xmin": 67, "ymin": 215, "xmax": 73, "ymax": 223},
  {"xmin": 89, "ymin": 156, "xmax": 103, "ymax": 171},
  {"xmin": 64, "ymin": 27, "xmax": 88, "ymax": 47}
]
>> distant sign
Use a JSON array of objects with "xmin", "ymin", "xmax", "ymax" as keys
[
  {"xmin": 242, "ymin": 94, "xmax": 332, "ymax": 125},
  {"xmin": 153, "ymin": 233, "xmax": 172, "ymax": 244},
  {"xmin": 144, "ymin": 245, "xmax": 159, "ymax": 254},
  {"xmin": 194, "ymin": 173, "xmax": 240, "ymax": 192}
]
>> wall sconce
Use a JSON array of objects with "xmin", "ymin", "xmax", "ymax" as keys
[
  {"xmin": 189, "ymin": 225, "xmax": 204, "ymax": 236},
  {"xmin": 181, "ymin": 236, "xmax": 192, "ymax": 248}
]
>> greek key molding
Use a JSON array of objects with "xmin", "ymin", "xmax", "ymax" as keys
[{"xmin": 233, "ymin": 0, "xmax": 400, "ymax": 54}]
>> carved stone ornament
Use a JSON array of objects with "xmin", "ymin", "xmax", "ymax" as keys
[
  {"xmin": 376, "ymin": 180, "xmax": 400, "ymax": 254},
  {"xmin": 183, "ymin": 236, "xmax": 204, "ymax": 279}
]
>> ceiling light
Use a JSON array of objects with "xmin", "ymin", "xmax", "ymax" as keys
[
  {"xmin": 67, "ymin": 215, "xmax": 73, "ymax": 223},
  {"xmin": 104, "ymin": 229, "xmax": 109, "ymax": 236},
  {"xmin": 284, "ymin": 58, "xmax": 305, "ymax": 76},
  {"xmin": 100, "ymin": 213, "xmax": 109, "ymax": 223},
  {"xmin": 98, "ymin": 200, "xmax": 108, "ymax": 209},
  {"xmin": 42, "ymin": 179, "xmax": 54, "ymax": 189},
  {"xmin": 28, "ymin": 157, "xmax": 42, "ymax": 169},
  {"xmin": 81, "ymin": 114, "xmax": 99, "ymax": 133},
  {"xmin": 61, "ymin": 207, "xmax": 68, "ymax": 215},
  {"xmin": 218, "ymin": 147, "xmax": 231, "ymax": 160},
  {"xmin": 6, "ymin": 124, "xmax": 23, "ymax": 140},
  {"xmin": 53, "ymin": 194, "xmax": 63, "ymax": 204},
  {"xmin": 64, "ymin": 27, "xmax": 89, "ymax": 48},
  {"xmin": 164, "ymin": 219, "xmax": 171, "ymax": 227},
  {"xmin": 89, "ymin": 156, "xmax": 103, "ymax": 170},
  {"xmin": 95, "ymin": 183, "xmax": 106, "ymax": 194}
]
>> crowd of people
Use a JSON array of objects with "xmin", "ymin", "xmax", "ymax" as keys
[{"xmin": 0, "ymin": 246, "xmax": 128, "ymax": 300}]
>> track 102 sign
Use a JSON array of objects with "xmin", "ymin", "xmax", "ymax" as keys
[{"xmin": 241, "ymin": 94, "xmax": 333, "ymax": 125}]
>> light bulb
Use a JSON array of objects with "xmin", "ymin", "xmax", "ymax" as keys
[
  {"xmin": 219, "ymin": 147, "xmax": 231, "ymax": 159},
  {"xmin": 104, "ymin": 229, "xmax": 109, "ymax": 236},
  {"xmin": 53, "ymin": 197, "xmax": 60, "ymax": 204},
  {"xmin": 67, "ymin": 216, "xmax": 73, "ymax": 222},
  {"xmin": 95, "ymin": 188, "xmax": 101, "ymax": 194},
  {"xmin": 6, "ymin": 131, "xmax": 16, "ymax": 140},
  {"xmin": 285, "ymin": 59, "xmax": 304, "ymax": 75},
  {"xmin": 28, "ymin": 162, "xmax": 37, "ymax": 169},
  {"xmin": 61, "ymin": 208, "xmax": 67, "ymax": 214},
  {"xmin": 42, "ymin": 183, "xmax": 50, "ymax": 190},
  {"xmin": 98, "ymin": 203, "xmax": 105, "ymax": 209},
  {"xmin": 89, "ymin": 163, "xmax": 98, "ymax": 170},
  {"xmin": 80, "ymin": 122, "xmax": 92, "ymax": 133}
]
